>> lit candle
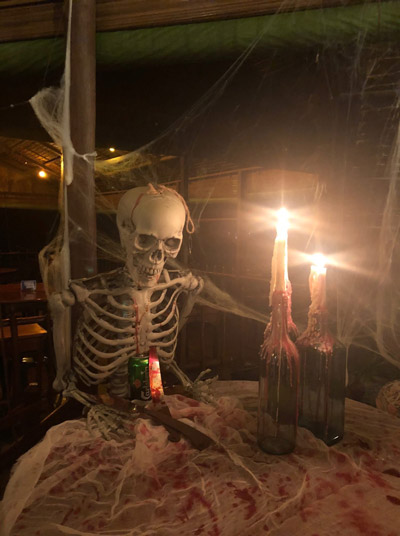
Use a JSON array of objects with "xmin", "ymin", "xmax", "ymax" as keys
[
  {"xmin": 149, "ymin": 346, "xmax": 164, "ymax": 403},
  {"xmin": 269, "ymin": 208, "xmax": 289, "ymax": 305},
  {"xmin": 309, "ymin": 253, "xmax": 327, "ymax": 313},
  {"xmin": 298, "ymin": 252, "xmax": 345, "ymax": 446},
  {"xmin": 259, "ymin": 206, "xmax": 299, "ymax": 455}
]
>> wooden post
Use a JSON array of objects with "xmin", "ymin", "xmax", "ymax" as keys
[
  {"xmin": 178, "ymin": 156, "xmax": 189, "ymax": 371},
  {"xmin": 67, "ymin": 0, "xmax": 97, "ymax": 280}
]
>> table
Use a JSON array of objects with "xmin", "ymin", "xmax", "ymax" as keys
[
  {"xmin": 0, "ymin": 283, "xmax": 48, "ymax": 406},
  {"xmin": 0, "ymin": 269, "xmax": 17, "ymax": 278},
  {"xmin": 0, "ymin": 283, "xmax": 46, "ymax": 305},
  {"xmin": 1, "ymin": 381, "xmax": 400, "ymax": 536}
]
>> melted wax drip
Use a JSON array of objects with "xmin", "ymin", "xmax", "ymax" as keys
[
  {"xmin": 260, "ymin": 290, "xmax": 299, "ymax": 387},
  {"xmin": 297, "ymin": 310, "xmax": 334, "ymax": 355},
  {"xmin": 297, "ymin": 276, "xmax": 338, "ymax": 442}
]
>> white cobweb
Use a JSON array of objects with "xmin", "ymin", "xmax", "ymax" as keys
[
  {"xmin": 28, "ymin": 2, "xmax": 400, "ymax": 387},
  {"xmin": 2, "ymin": 5, "xmax": 400, "ymax": 536}
]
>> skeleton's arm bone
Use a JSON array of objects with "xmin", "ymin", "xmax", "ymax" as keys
[
  {"xmin": 179, "ymin": 274, "xmax": 204, "ymax": 330},
  {"xmin": 48, "ymin": 289, "xmax": 76, "ymax": 391},
  {"xmin": 50, "ymin": 279, "xmax": 101, "ymax": 392}
]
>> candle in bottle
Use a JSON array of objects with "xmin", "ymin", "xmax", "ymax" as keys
[
  {"xmin": 258, "ymin": 208, "xmax": 299, "ymax": 455},
  {"xmin": 270, "ymin": 208, "xmax": 289, "ymax": 304},
  {"xmin": 298, "ymin": 253, "xmax": 346, "ymax": 445}
]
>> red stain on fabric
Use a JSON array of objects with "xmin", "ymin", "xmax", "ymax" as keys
[
  {"xmin": 336, "ymin": 472, "xmax": 353, "ymax": 484},
  {"xmin": 354, "ymin": 487, "xmax": 364, "ymax": 499},
  {"xmin": 278, "ymin": 485, "xmax": 287, "ymax": 496},
  {"xmin": 367, "ymin": 472, "xmax": 389, "ymax": 489},
  {"xmin": 315, "ymin": 479, "xmax": 337, "ymax": 499},
  {"xmin": 180, "ymin": 487, "xmax": 216, "ymax": 522},
  {"xmin": 234, "ymin": 488, "xmax": 257, "ymax": 519},
  {"xmin": 386, "ymin": 495, "xmax": 400, "ymax": 505},
  {"xmin": 219, "ymin": 427, "xmax": 229, "ymax": 440},
  {"xmin": 207, "ymin": 525, "xmax": 221, "ymax": 536},
  {"xmin": 186, "ymin": 398, "xmax": 201, "ymax": 407},
  {"xmin": 300, "ymin": 507, "xmax": 314, "ymax": 522},
  {"xmin": 333, "ymin": 452, "xmax": 347, "ymax": 464},
  {"xmin": 348, "ymin": 508, "xmax": 383, "ymax": 536},
  {"xmin": 358, "ymin": 451, "xmax": 375, "ymax": 467}
]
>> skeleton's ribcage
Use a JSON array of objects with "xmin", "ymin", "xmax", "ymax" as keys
[{"xmin": 73, "ymin": 286, "xmax": 181, "ymax": 387}]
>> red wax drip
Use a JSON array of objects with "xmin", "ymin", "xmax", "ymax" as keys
[
  {"xmin": 260, "ymin": 290, "xmax": 299, "ymax": 385},
  {"xmin": 297, "ymin": 308, "xmax": 334, "ymax": 355}
]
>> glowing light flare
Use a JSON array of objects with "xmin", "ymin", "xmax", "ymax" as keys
[
  {"xmin": 311, "ymin": 252, "xmax": 327, "ymax": 275},
  {"xmin": 109, "ymin": 147, "xmax": 116, "ymax": 153},
  {"xmin": 309, "ymin": 252, "xmax": 327, "ymax": 311},
  {"xmin": 270, "ymin": 207, "xmax": 290, "ymax": 303},
  {"xmin": 38, "ymin": 170, "xmax": 48, "ymax": 179},
  {"xmin": 276, "ymin": 207, "xmax": 289, "ymax": 240}
]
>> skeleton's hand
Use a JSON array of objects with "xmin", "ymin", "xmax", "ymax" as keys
[
  {"xmin": 86, "ymin": 403, "xmax": 139, "ymax": 441},
  {"xmin": 166, "ymin": 360, "xmax": 216, "ymax": 404},
  {"xmin": 191, "ymin": 369, "xmax": 218, "ymax": 405},
  {"xmin": 191, "ymin": 274, "xmax": 204, "ymax": 294},
  {"xmin": 178, "ymin": 271, "xmax": 203, "ymax": 293}
]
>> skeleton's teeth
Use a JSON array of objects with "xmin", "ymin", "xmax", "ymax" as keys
[{"xmin": 138, "ymin": 266, "xmax": 161, "ymax": 276}]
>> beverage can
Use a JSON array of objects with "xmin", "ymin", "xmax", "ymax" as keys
[{"xmin": 128, "ymin": 354, "xmax": 151, "ymax": 402}]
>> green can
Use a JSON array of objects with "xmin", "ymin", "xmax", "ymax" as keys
[{"xmin": 128, "ymin": 354, "xmax": 151, "ymax": 402}]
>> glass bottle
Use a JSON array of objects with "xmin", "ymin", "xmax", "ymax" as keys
[
  {"xmin": 297, "ymin": 311, "xmax": 346, "ymax": 445},
  {"xmin": 257, "ymin": 291, "xmax": 299, "ymax": 455}
]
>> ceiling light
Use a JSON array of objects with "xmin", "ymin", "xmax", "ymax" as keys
[{"xmin": 38, "ymin": 170, "xmax": 48, "ymax": 178}]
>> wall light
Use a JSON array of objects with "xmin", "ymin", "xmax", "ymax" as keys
[{"xmin": 38, "ymin": 170, "xmax": 48, "ymax": 178}]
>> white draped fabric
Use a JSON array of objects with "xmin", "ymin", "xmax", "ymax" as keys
[{"xmin": 1, "ymin": 382, "xmax": 400, "ymax": 536}]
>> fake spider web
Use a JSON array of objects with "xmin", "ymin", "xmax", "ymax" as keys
[{"xmin": 28, "ymin": 1, "xmax": 400, "ymax": 397}]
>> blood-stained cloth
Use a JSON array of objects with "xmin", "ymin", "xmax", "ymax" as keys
[{"xmin": 1, "ymin": 381, "xmax": 400, "ymax": 536}]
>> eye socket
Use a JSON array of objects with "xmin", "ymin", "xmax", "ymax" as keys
[
  {"xmin": 137, "ymin": 234, "xmax": 157, "ymax": 249},
  {"xmin": 165, "ymin": 237, "xmax": 181, "ymax": 249}
]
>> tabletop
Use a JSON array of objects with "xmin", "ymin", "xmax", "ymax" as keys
[
  {"xmin": 0, "ymin": 283, "xmax": 46, "ymax": 305},
  {"xmin": 0, "ymin": 268, "xmax": 17, "ymax": 276},
  {"xmin": 1, "ymin": 381, "xmax": 400, "ymax": 536}
]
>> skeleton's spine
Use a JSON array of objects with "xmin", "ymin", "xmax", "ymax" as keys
[{"xmin": 108, "ymin": 363, "xmax": 129, "ymax": 398}]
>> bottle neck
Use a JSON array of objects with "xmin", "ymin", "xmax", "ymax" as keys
[
  {"xmin": 269, "ymin": 290, "xmax": 295, "ymax": 348},
  {"xmin": 298, "ymin": 308, "xmax": 334, "ymax": 352}
]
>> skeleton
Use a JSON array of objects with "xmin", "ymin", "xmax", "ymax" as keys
[{"xmin": 49, "ymin": 184, "xmax": 206, "ymax": 429}]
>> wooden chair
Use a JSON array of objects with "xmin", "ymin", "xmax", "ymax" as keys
[{"xmin": 0, "ymin": 307, "xmax": 54, "ymax": 441}]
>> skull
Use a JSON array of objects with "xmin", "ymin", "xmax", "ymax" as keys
[{"xmin": 117, "ymin": 185, "xmax": 186, "ymax": 287}]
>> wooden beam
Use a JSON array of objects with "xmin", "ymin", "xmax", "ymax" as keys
[
  {"xmin": 66, "ymin": 0, "xmax": 97, "ymax": 280},
  {"xmin": 0, "ymin": 0, "xmax": 380, "ymax": 43}
]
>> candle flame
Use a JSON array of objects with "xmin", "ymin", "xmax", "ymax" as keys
[
  {"xmin": 276, "ymin": 207, "xmax": 289, "ymax": 239},
  {"xmin": 311, "ymin": 253, "xmax": 327, "ymax": 274}
]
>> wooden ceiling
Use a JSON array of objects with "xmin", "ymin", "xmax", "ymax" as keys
[
  {"xmin": 0, "ymin": 0, "xmax": 381, "ymax": 43},
  {"xmin": 0, "ymin": 0, "xmax": 398, "ymax": 211}
]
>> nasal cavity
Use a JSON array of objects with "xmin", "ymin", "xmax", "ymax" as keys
[{"xmin": 151, "ymin": 249, "xmax": 163, "ymax": 262}]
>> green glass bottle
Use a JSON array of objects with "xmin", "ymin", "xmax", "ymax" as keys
[
  {"xmin": 298, "ymin": 311, "xmax": 346, "ymax": 445},
  {"xmin": 258, "ymin": 291, "xmax": 299, "ymax": 455}
]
